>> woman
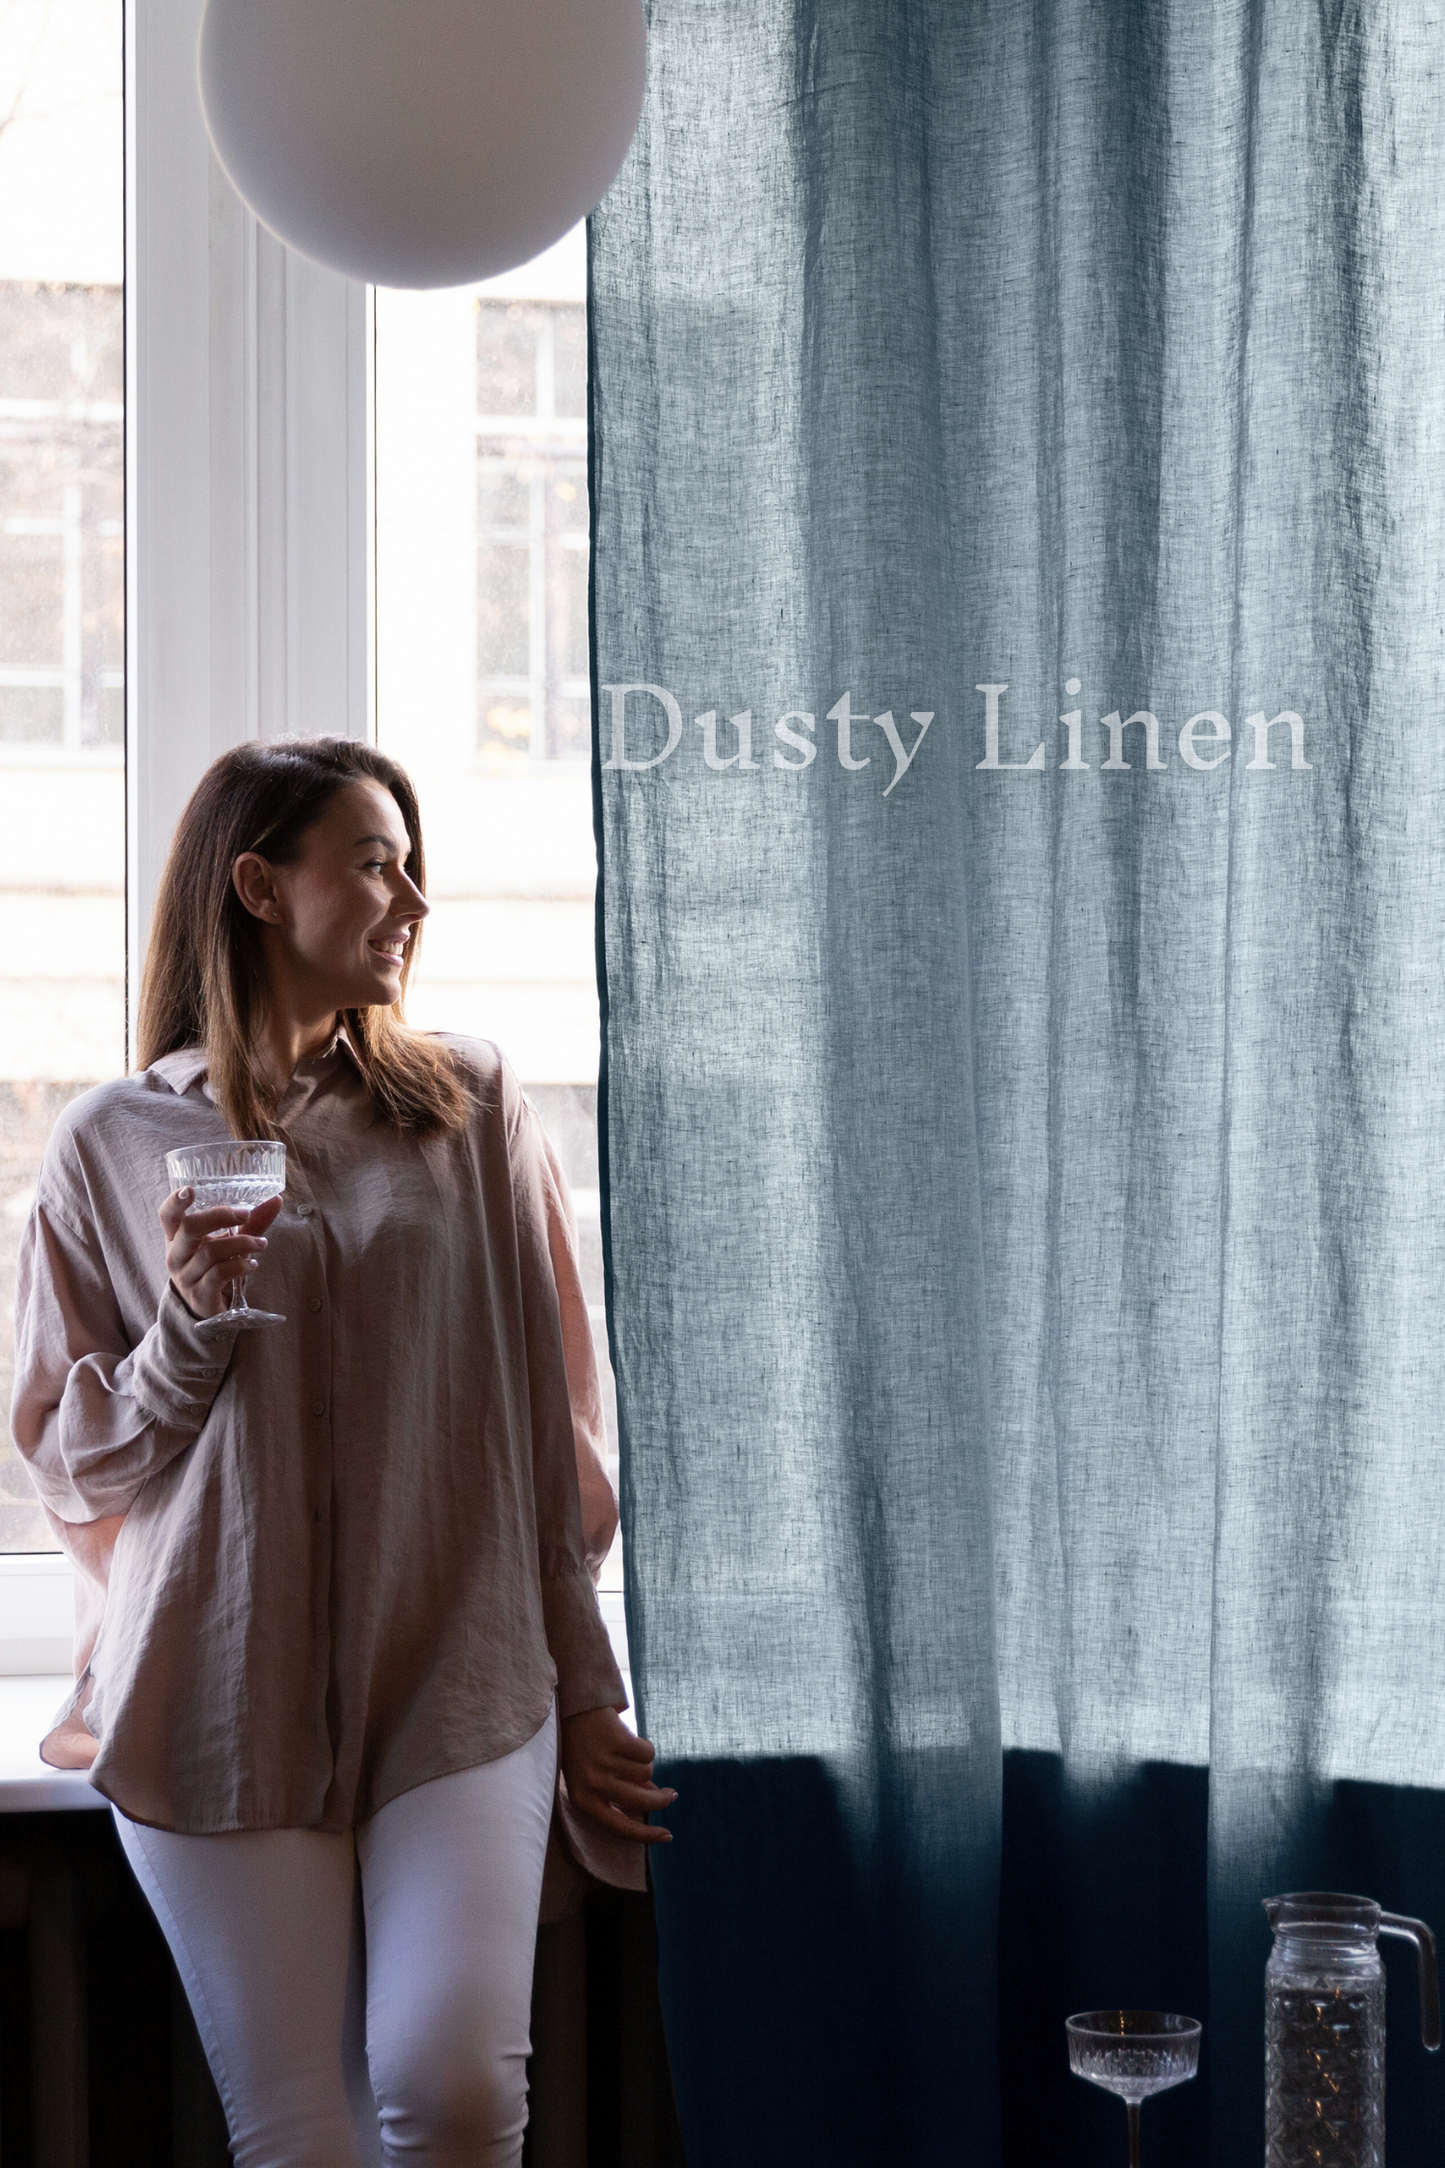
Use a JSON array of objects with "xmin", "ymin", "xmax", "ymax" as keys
[{"xmin": 10, "ymin": 736, "xmax": 674, "ymax": 2166}]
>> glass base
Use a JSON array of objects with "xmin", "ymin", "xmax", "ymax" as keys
[{"xmin": 194, "ymin": 1306, "xmax": 287, "ymax": 1334}]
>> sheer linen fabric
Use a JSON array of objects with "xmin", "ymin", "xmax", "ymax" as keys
[
  {"xmin": 588, "ymin": 0, "xmax": 1445, "ymax": 2159},
  {"xmin": 10, "ymin": 1027, "xmax": 644, "ymax": 1902}
]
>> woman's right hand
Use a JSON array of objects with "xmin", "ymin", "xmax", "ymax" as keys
[{"xmin": 159, "ymin": 1186, "xmax": 286, "ymax": 1321}]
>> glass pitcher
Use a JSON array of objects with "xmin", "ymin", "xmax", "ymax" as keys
[{"xmin": 1264, "ymin": 1891, "xmax": 1440, "ymax": 2167}]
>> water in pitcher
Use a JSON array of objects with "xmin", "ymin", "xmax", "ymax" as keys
[
  {"xmin": 1264, "ymin": 1892, "xmax": 1439, "ymax": 2168},
  {"xmin": 1265, "ymin": 1964, "xmax": 1384, "ymax": 2168}
]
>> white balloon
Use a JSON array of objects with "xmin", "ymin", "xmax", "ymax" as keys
[{"xmin": 198, "ymin": 0, "xmax": 647, "ymax": 289}]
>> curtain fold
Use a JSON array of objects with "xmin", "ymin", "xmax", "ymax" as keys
[{"xmin": 588, "ymin": 4, "xmax": 1445, "ymax": 2160}]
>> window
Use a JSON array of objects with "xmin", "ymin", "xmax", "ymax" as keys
[
  {"xmin": 0, "ymin": 51, "xmax": 625, "ymax": 1653},
  {"xmin": 375, "ymin": 231, "xmax": 621, "ymax": 1589},
  {"xmin": 0, "ymin": 281, "xmax": 123, "ymax": 749},
  {"xmin": 475, "ymin": 299, "xmax": 589, "ymax": 766},
  {"xmin": 0, "ymin": 0, "xmax": 124, "ymax": 1555}
]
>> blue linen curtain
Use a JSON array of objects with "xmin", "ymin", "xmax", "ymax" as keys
[{"xmin": 587, "ymin": 4, "xmax": 1445, "ymax": 2160}]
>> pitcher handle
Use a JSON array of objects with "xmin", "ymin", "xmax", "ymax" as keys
[{"xmin": 1380, "ymin": 1913, "xmax": 1441, "ymax": 2050}]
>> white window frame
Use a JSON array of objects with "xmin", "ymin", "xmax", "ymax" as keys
[
  {"xmin": 1, "ymin": 0, "xmax": 371, "ymax": 1666},
  {"xmin": 124, "ymin": 0, "xmax": 373, "ymax": 999}
]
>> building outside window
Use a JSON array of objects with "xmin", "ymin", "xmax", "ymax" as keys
[
  {"xmin": 0, "ymin": 0, "xmax": 124, "ymax": 1552},
  {"xmin": 476, "ymin": 298, "xmax": 590, "ymax": 767},
  {"xmin": 0, "ymin": 280, "xmax": 123, "ymax": 750}
]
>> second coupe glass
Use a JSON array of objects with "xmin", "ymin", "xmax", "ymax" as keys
[{"xmin": 1066, "ymin": 2009, "xmax": 1201, "ymax": 2168}]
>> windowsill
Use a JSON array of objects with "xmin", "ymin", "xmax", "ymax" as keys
[
  {"xmin": 0, "ymin": 1676, "xmax": 104, "ymax": 1812},
  {"xmin": 0, "ymin": 1552, "xmax": 74, "ymax": 1676},
  {"xmin": 0, "ymin": 1556, "xmax": 98, "ymax": 1811}
]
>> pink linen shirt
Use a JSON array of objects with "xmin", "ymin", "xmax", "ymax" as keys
[{"xmin": 9, "ymin": 1024, "xmax": 645, "ymax": 1905}]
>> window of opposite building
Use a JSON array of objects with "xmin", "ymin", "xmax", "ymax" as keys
[
  {"xmin": 476, "ymin": 299, "xmax": 589, "ymax": 767},
  {"xmin": 0, "ymin": 0, "xmax": 125, "ymax": 1553},
  {"xmin": 0, "ymin": 281, "xmax": 123, "ymax": 750}
]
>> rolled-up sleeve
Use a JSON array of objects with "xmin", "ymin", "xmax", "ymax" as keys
[
  {"xmin": 509, "ymin": 1092, "xmax": 628, "ymax": 1721},
  {"xmin": 11, "ymin": 1200, "xmax": 240, "ymax": 1524}
]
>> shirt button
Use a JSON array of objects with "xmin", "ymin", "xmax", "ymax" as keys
[
  {"xmin": 203, "ymin": 1368, "xmax": 222, "ymax": 1379},
  {"xmin": 311, "ymin": 1398, "xmax": 326, "ymax": 1416},
  {"xmin": 308, "ymin": 1296, "xmax": 323, "ymax": 1314},
  {"xmin": 294, "ymin": 1204, "xmax": 315, "ymax": 1219}
]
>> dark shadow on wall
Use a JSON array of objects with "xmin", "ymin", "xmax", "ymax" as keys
[
  {"xmin": 650, "ymin": 1750, "xmax": 1200, "ymax": 2168},
  {"xmin": 0, "ymin": 1807, "xmax": 227, "ymax": 2167},
  {"xmin": 999, "ymin": 1752, "xmax": 1210, "ymax": 2168},
  {"xmin": 649, "ymin": 1749, "xmax": 1445, "ymax": 2168},
  {"xmin": 648, "ymin": 1750, "xmax": 1001, "ymax": 2168},
  {"xmin": 0, "ymin": 1809, "xmax": 684, "ymax": 2168}
]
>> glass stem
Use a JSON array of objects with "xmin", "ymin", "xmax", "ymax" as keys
[
  {"xmin": 1127, "ymin": 2100, "xmax": 1141, "ymax": 2168},
  {"xmin": 229, "ymin": 1223, "xmax": 251, "ymax": 1314}
]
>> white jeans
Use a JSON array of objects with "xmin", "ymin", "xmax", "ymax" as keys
[{"xmin": 114, "ymin": 1703, "xmax": 558, "ymax": 2168}]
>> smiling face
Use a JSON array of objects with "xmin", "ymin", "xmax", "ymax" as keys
[{"xmin": 232, "ymin": 778, "xmax": 430, "ymax": 1017}]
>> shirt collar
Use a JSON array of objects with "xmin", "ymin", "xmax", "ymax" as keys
[{"xmin": 146, "ymin": 1021, "xmax": 360, "ymax": 1098}]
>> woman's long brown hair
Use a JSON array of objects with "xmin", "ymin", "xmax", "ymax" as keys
[{"xmin": 136, "ymin": 737, "xmax": 480, "ymax": 1141}]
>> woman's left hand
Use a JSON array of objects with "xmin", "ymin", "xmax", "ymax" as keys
[{"xmin": 560, "ymin": 1706, "xmax": 677, "ymax": 1845}]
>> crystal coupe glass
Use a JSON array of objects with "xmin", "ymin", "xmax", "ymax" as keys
[
  {"xmin": 1066, "ymin": 2010, "xmax": 1201, "ymax": 2168},
  {"xmin": 166, "ymin": 1140, "xmax": 288, "ymax": 1335}
]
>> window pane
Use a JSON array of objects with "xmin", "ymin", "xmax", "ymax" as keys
[
  {"xmin": 478, "ymin": 693, "xmax": 536, "ymax": 767},
  {"xmin": 0, "ymin": 687, "xmax": 63, "ymax": 742},
  {"xmin": 549, "ymin": 461, "xmax": 586, "ymax": 531},
  {"xmin": 554, "ymin": 307, "xmax": 586, "ymax": 420},
  {"xmin": 551, "ymin": 535, "xmax": 590, "ymax": 687},
  {"xmin": 476, "ymin": 302, "xmax": 537, "ymax": 417},
  {"xmin": 0, "ymin": 0, "xmax": 125, "ymax": 1551},
  {"xmin": 478, "ymin": 455, "xmax": 531, "ymax": 532},
  {"xmin": 477, "ymin": 542, "xmax": 532, "ymax": 679},
  {"xmin": 375, "ymin": 230, "xmax": 619, "ymax": 1586},
  {"xmin": 549, "ymin": 694, "xmax": 591, "ymax": 763}
]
